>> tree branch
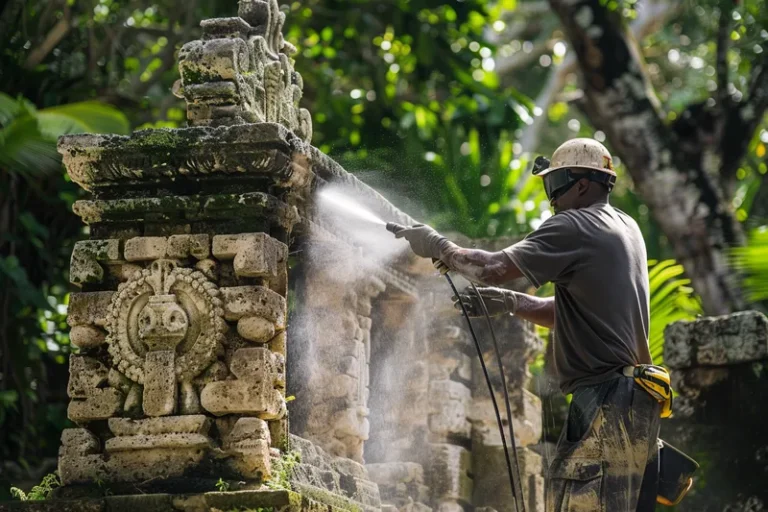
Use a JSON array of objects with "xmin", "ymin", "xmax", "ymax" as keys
[
  {"xmin": 512, "ymin": 0, "xmax": 676, "ymax": 171},
  {"xmin": 495, "ymin": 38, "xmax": 553, "ymax": 76},
  {"xmin": 24, "ymin": 6, "xmax": 72, "ymax": 70},
  {"xmin": 715, "ymin": 3, "xmax": 731, "ymax": 109}
]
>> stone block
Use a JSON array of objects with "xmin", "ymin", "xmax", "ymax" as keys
[
  {"xmin": 221, "ymin": 285, "xmax": 286, "ymax": 328},
  {"xmin": 212, "ymin": 233, "xmax": 288, "ymax": 279},
  {"xmin": 428, "ymin": 444, "xmax": 472, "ymax": 503},
  {"xmin": 70, "ymin": 239, "xmax": 120, "ymax": 285},
  {"xmin": 69, "ymin": 325, "xmax": 106, "ymax": 349},
  {"xmin": 228, "ymin": 438, "xmax": 272, "ymax": 479},
  {"xmin": 238, "ymin": 315, "xmax": 276, "ymax": 343},
  {"xmin": 68, "ymin": 389, "xmax": 123, "ymax": 423},
  {"xmin": 665, "ymin": 311, "xmax": 768, "ymax": 368},
  {"xmin": 166, "ymin": 234, "xmax": 211, "ymax": 259},
  {"xmin": 124, "ymin": 237, "xmax": 168, "ymax": 262},
  {"xmin": 428, "ymin": 380, "xmax": 471, "ymax": 440},
  {"xmin": 142, "ymin": 351, "xmax": 177, "ymax": 417},
  {"xmin": 67, "ymin": 291, "xmax": 114, "ymax": 327},
  {"xmin": 67, "ymin": 356, "xmax": 108, "ymax": 398},
  {"xmin": 105, "ymin": 433, "xmax": 211, "ymax": 452},
  {"xmin": 200, "ymin": 348, "xmax": 285, "ymax": 418},
  {"xmin": 332, "ymin": 457, "xmax": 369, "ymax": 480},
  {"xmin": 366, "ymin": 462, "xmax": 424, "ymax": 485},
  {"xmin": 60, "ymin": 428, "xmax": 100, "ymax": 456},
  {"xmin": 109, "ymin": 415, "xmax": 211, "ymax": 436},
  {"xmin": 352, "ymin": 478, "xmax": 382, "ymax": 509},
  {"xmin": 470, "ymin": 388, "xmax": 542, "ymax": 447}
]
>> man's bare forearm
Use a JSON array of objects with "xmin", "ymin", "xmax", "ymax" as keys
[
  {"xmin": 511, "ymin": 293, "xmax": 555, "ymax": 328},
  {"xmin": 441, "ymin": 244, "xmax": 523, "ymax": 285}
]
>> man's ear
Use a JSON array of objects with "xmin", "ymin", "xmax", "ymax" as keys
[{"xmin": 577, "ymin": 178, "xmax": 590, "ymax": 195}]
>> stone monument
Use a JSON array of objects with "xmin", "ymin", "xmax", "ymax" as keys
[{"xmin": 58, "ymin": 0, "xmax": 310, "ymax": 488}]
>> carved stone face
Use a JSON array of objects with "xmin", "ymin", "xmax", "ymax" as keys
[{"xmin": 137, "ymin": 295, "xmax": 189, "ymax": 351}]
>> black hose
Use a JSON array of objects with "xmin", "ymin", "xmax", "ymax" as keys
[
  {"xmin": 470, "ymin": 282, "xmax": 526, "ymax": 512},
  {"xmin": 444, "ymin": 274, "xmax": 523, "ymax": 512}
]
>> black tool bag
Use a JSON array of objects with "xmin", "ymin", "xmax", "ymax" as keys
[{"xmin": 657, "ymin": 439, "xmax": 700, "ymax": 506}]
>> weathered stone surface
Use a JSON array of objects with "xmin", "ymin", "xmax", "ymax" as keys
[
  {"xmin": 470, "ymin": 389, "xmax": 542, "ymax": 448},
  {"xmin": 124, "ymin": 237, "xmax": 168, "ymax": 262},
  {"xmin": 366, "ymin": 462, "xmax": 427, "ymax": 508},
  {"xmin": 428, "ymin": 380, "xmax": 471, "ymax": 440},
  {"xmin": 68, "ymin": 356, "xmax": 108, "ymax": 398},
  {"xmin": 221, "ymin": 285, "xmax": 286, "ymax": 327},
  {"xmin": 200, "ymin": 347, "xmax": 285, "ymax": 418},
  {"xmin": 69, "ymin": 325, "xmax": 107, "ymax": 349},
  {"xmin": 428, "ymin": 444, "xmax": 472, "ymax": 503},
  {"xmin": 238, "ymin": 316, "xmax": 276, "ymax": 343},
  {"xmin": 60, "ymin": 447, "xmax": 208, "ymax": 485},
  {"xmin": 68, "ymin": 389, "xmax": 123, "ymax": 423},
  {"xmin": 665, "ymin": 311, "xmax": 768, "ymax": 368},
  {"xmin": 70, "ymin": 239, "xmax": 120, "ymax": 285},
  {"xmin": 366, "ymin": 462, "xmax": 424, "ymax": 486},
  {"xmin": 472, "ymin": 445, "xmax": 542, "ymax": 512},
  {"xmin": 664, "ymin": 311, "xmax": 768, "ymax": 368},
  {"xmin": 67, "ymin": 291, "xmax": 114, "ymax": 327},
  {"xmin": 105, "ymin": 433, "xmax": 211, "ymax": 452},
  {"xmin": 109, "ymin": 415, "xmax": 211, "ymax": 436},
  {"xmin": 142, "ymin": 351, "xmax": 177, "ymax": 417},
  {"xmin": 166, "ymin": 234, "xmax": 210, "ymax": 259},
  {"xmin": 60, "ymin": 428, "xmax": 100, "ymax": 456},
  {"xmin": 72, "ymin": 192, "xmax": 300, "ymax": 229},
  {"xmin": 212, "ymin": 233, "xmax": 288, "ymax": 279}
]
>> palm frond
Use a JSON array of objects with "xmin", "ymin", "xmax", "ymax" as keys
[
  {"xmin": 0, "ymin": 94, "xmax": 129, "ymax": 176},
  {"xmin": 648, "ymin": 259, "xmax": 703, "ymax": 365},
  {"xmin": 729, "ymin": 226, "xmax": 768, "ymax": 303}
]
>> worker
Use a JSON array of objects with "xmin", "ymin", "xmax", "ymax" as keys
[{"xmin": 394, "ymin": 138, "xmax": 661, "ymax": 511}]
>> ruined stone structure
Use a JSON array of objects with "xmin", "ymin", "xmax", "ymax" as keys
[
  {"xmin": 2, "ymin": 1, "xmax": 545, "ymax": 511},
  {"xmin": 662, "ymin": 311, "xmax": 768, "ymax": 511}
]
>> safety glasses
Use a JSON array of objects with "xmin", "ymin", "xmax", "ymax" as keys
[{"xmin": 531, "ymin": 156, "xmax": 616, "ymax": 201}]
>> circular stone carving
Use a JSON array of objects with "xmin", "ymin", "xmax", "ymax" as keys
[{"xmin": 106, "ymin": 260, "xmax": 225, "ymax": 384}]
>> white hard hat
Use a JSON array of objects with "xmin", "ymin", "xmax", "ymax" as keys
[{"xmin": 539, "ymin": 138, "xmax": 616, "ymax": 177}]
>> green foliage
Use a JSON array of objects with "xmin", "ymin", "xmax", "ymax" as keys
[
  {"xmin": 265, "ymin": 450, "xmax": 301, "ymax": 491},
  {"xmin": 647, "ymin": 259, "xmax": 704, "ymax": 365},
  {"xmin": 0, "ymin": 93, "xmax": 128, "ymax": 176},
  {"xmin": 0, "ymin": 92, "xmax": 128, "ymax": 467},
  {"xmin": 729, "ymin": 226, "xmax": 768, "ymax": 303},
  {"xmin": 216, "ymin": 478, "xmax": 231, "ymax": 492},
  {"xmin": 8, "ymin": 473, "xmax": 60, "ymax": 501}
]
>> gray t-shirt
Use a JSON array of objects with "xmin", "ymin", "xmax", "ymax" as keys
[{"xmin": 503, "ymin": 201, "xmax": 652, "ymax": 394}]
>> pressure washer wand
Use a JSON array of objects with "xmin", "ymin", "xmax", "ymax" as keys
[{"xmin": 385, "ymin": 222, "xmax": 525, "ymax": 512}]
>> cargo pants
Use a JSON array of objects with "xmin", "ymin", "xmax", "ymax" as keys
[{"xmin": 545, "ymin": 375, "xmax": 661, "ymax": 512}]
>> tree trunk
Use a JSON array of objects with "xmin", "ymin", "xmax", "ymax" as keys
[{"xmin": 549, "ymin": 0, "xmax": 751, "ymax": 315}]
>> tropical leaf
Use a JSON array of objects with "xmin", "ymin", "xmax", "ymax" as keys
[
  {"xmin": 37, "ymin": 101, "xmax": 130, "ymax": 137},
  {"xmin": 729, "ymin": 226, "xmax": 768, "ymax": 303},
  {"xmin": 0, "ymin": 95, "xmax": 129, "ymax": 176},
  {"xmin": 647, "ymin": 259, "xmax": 703, "ymax": 365}
]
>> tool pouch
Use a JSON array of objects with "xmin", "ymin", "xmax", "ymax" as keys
[
  {"xmin": 657, "ymin": 439, "xmax": 699, "ymax": 506},
  {"xmin": 624, "ymin": 364, "xmax": 674, "ymax": 418}
]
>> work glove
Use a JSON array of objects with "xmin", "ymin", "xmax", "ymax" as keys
[
  {"xmin": 394, "ymin": 224, "xmax": 448, "ymax": 260},
  {"xmin": 453, "ymin": 286, "xmax": 518, "ymax": 318}
]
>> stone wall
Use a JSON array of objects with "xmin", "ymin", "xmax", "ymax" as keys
[{"xmin": 662, "ymin": 311, "xmax": 768, "ymax": 511}]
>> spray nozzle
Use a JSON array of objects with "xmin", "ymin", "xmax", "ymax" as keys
[{"xmin": 386, "ymin": 222, "xmax": 406, "ymax": 235}]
